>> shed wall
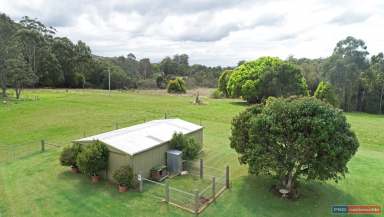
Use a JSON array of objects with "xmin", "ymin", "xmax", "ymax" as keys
[
  {"xmin": 132, "ymin": 143, "xmax": 169, "ymax": 178},
  {"xmin": 107, "ymin": 149, "xmax": 132, "ymax": 181},
  {"xmin": 186, "ymin": 129, "xmax": 203, "ymax": 146}
]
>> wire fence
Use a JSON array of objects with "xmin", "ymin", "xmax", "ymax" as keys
[
  {"xmin": 0, "ymin": 140, "xmax": 64, "ymax": 163},
  {"xmin": 140, "ymin": 162, "xmax": 229, "ymax": 215},
  {"xmin": 0, "ymin": 113, "xmax": 203, "ymax": 164}
]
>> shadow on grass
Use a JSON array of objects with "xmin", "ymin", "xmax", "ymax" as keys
[
  {"xmin": 229, "ymin": 176, "xmax": 363, "ymax": 217},
  {"xmin": 57, "ymin": 170, "xmax": 143, "ymax": 199},
  {"xmin": 228, "ymin": 101, "xmax": 249, "ymax": 107}
]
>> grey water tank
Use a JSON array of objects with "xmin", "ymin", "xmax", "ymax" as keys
[{"xmin": 166, "ymin": 150, "xmax": 183, "ymax": 174}]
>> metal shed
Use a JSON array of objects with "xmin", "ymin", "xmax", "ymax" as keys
[{"xmin": 73, "ymin": 119, "xmax": 203, "ymax": 181}]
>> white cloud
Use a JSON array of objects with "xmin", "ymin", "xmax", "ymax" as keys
[{"xmin": 0, "ymin": 0, "xmax": 383, "ymax": 66}]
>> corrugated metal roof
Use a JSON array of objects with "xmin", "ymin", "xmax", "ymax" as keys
[{"xmin": 74, "ymin": 119, "xmax": 202, "ymax": 156}]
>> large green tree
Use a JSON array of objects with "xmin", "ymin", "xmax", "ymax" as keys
[
  {"xmin": 227, "ymin": 57, "xmax": 309, "ymax": 103},
  {"xmin": 230, "ymin": 97, "xmax": 359, "ymax": 196},
  {"xmin": 51, "ymin": 37, "xmax": 76, "ymax": 87},
  {"xmin": 0, "ymin": 13, "xmax": 18, "ymax": 97}
]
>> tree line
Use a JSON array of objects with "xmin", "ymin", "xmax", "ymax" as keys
[
  {"xmin": 1, "ymin": 13, "xmax": 383, "ymax": 114},
  {"xmin": 218, "ymin": 37, "xmax": 384, "ymax": 114},
  {"xmin": 0, "ymin": 13, "xmax": 226, "ymax": 99},
  {"xmin": 289, "ymin": 36, "xmax": 384, "ymax": 114}
]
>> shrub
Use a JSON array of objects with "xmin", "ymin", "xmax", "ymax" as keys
[
  {"xmin": 113, "ymin": 165, "xmax": 134, "ymax": 187},
  {"xmin": 230, "ymin": 97, "xmax": 359, "ymax": 197},
  {"xmin": 183, "ymin": 138, "xmax": 201, "ymax": 160},
  {"xmin": 218, "ymin": 70, "xmax": 233, "ymax": 97},
  {"xmin": 167, "ymin": 77, "xmax": 186, "ymax": 94},
  {"xmin": 156, "ymin": 75, "xmax": 166, "ymax": 89},
  {"xmin": 227, "ymin": 57, "xmax": 309, "ymax": 103},
  {"xmin": 60, "ymin": 144, "xmax": 82, "ymax": 167},
  {"xmin": 210, "ymin": 89, "xmax": 224, "ymax": 99},
  {"xmin": 169, "ymin": 133, "xmax": 201, "ymax": 160},
  {"xmin": 314, "ymin": 81, "xmax": 338, "ymax": 107},
  {"xmin": 76, "ymin": 141, "xmax": 109, "ymax": 176}
]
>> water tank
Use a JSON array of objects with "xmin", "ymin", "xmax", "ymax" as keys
[{"xmin": 166, "ymin": 150, "xmax": 183, "ymax": 174}]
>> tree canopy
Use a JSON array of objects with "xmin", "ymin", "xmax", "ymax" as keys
[
  {"xmin": 230, "ymin": 97, "xmax": 359, "ymax": 197},
  {"xmin": 227, "ymin": 57, "xmax": 309, "ymax": 103}
]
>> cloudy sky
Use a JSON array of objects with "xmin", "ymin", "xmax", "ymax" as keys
[{"xmin": 1, "ymin": 0, "xmax": 383, "ymax": 66}]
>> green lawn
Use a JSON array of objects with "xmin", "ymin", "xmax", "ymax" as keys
[{"xmin": 0, "ymin": 89, "xmax": 383, "ymax": 217}]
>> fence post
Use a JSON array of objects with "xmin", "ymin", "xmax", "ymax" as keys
[
  {"xmin": 212, "ymin": 176, "xmax": 216, "ymax": 202},
  {"xmin": 199, "ymin": 119, "xmax": 202, "ymax": 126},
  {"xmin": 138, "ymin": 172, "xmax": 143, "ymax": 192},
  {"xmin": 165, "ymin": 182, "xmax": 170, "ymax": 203},
  {"xmin": 12, "ymin": 145, "xmax": 15, "ymax": 160},
  {"xmin": 199, "ymin": 159, "xmax": 204, "ymax": 179},
  {"xmin": 83, "ymin": 131, "xmax": 86, "ymax": 137},
  {"xmin": 41, "ymin": 140, "xmax": 45, "ymax": 152},
  {"xmin": 115, "ymin": 122, "xmax": 119, "ymax": 129},
  {"xmin": 225, "ymin": 166, "xmax": 230, "ymax": 189},
  {"xmin": 194, "ymin": 189, "xmax": 200, "ymax": 215},
  {"xmin": 164, "ymin": 112, "xmax": 167, "ymax": 119}
]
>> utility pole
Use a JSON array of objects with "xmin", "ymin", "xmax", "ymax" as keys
[{"xmin": 108, "ymin": 68, "xmax": 111, "ymax": 95}]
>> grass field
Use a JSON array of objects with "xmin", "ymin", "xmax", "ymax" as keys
[{"xmin": 0, "ymin": 89, "xmax": 383, "ymax": 217}]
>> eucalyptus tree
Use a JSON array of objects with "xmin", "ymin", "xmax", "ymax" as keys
[
  {"xmin": 0, "ymin": 13, "xmax": 18, "ymax": 97},
  {"xmin": 5, "ymin": 43, "xmax": 38, "ymax": 99},
  {"xmin": 362, "ymin": 53, "xmax": 384, "ymax": 113},
  {"xmin": 322, "ymin": 36, "xmax": 369, "ymax": 111}
]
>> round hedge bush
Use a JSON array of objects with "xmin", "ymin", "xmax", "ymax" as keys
[{"xmin": 76, "ymin": 141, "xmax": 109, "ymax": 176}]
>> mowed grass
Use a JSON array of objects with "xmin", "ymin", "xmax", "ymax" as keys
[{"xmin": 0, "ymin": 89, "xmax": 383, "ymax": 217}]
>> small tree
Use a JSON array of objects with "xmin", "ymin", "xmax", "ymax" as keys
[
  {"xmin": 167, "ymin": 77, "xmax": 186, "ymax": 94},
  {"xmin": 230, "ymin": 97, "xmax": 359, "ymax": 197},
  {"xmin": 113, "ymin": 165, "xmax": 134, "ymax": 187},
  {"xmin": 169, "ymin": 133, "xmax": 201, "ymax": 160},
  {"xmin": 76, "ymin": 141, "xmax": 109, "ymax": 176},
  {"xmin": 60, "ymin": 143, "xmax": 82, "ymax": 168},
  {"xmin": 156, "ymin": 74, "xmax": 166, "ymax": 89},
  {"xmin": 6, "ymin": 54, "xmax": 37, "ymax": 99},
  {"xmin": 314, "ymin": 81, "xmax": 338, "ymax": 107}
]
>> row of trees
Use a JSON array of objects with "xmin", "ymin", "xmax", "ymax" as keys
[
  {"xmin": 217, "ymin": 37, "xmax": 384, "ymax": 114},
  {"xmin": 289, "ymin": 37, "xmax": 384, "ymax": 114},
  {"xmin": 0, "ymin": 13, "xmax": 226, "ymax": 99}
]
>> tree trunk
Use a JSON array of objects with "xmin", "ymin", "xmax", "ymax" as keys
[
  {"xmin": 343, "ymin": 88, "xmax": 348, "ymax": 111},
  {"xmin": 0, "ymin": 72, "xmax": 6, "ymax": 98},
  {"xmin": 1, "ymin": 82, "xmax": 6, "ymax": 98},
  {"xmin": 281, "ymin": 171, "xmax": 295, "ymax": 193},
  {"xmin": 15, "ymin": 82, "xmax": 21, "ymax": 99},
  {"xmin": 15, "ymin": 88, "xmax": 20, "ymax": 99},
  {"xmin": 1, "ymin": 87, "xmax": 6, "ymax": 98},
  {"xmin": 379, "ymin": 86, "xmax": 384, "ymax": 114}
]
